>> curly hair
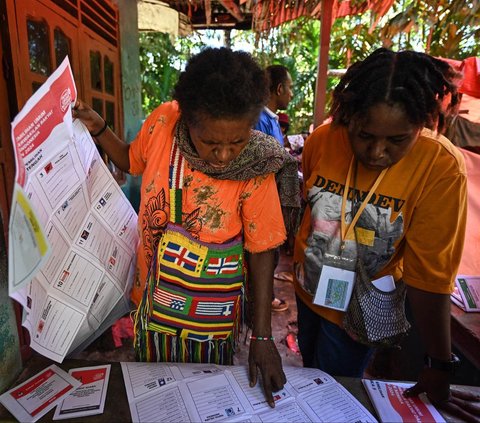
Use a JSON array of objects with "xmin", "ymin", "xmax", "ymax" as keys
[
  {"xmin": 173, "ymin": 47, "xmax": 268, "ymax": 126},
  {"xmin": 330, "ymin": 48, "xmax": 460, "ymax": 133},
  {"xmin": 266, "ymin": 65, "xmax": 290, "ymax": 94}
]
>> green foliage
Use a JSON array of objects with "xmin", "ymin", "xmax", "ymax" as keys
[
  {"xmin": 139, "ymin": 31, "xmax": 225, "ymax": 116},
  {"xmin": 138, "ymin": 1, "xmax": 479, "ymax": 130},
  {"xmin": 377, "ymin": 0, "xmax": 480, "ymax": 58},
  {"xmin": 139, "ymin": 32, "xmax": 179, "ymax": 115},
  {"xmin": 233, "ymin": 18, "xmax": 321, "ymax": 133},
  {"xmin": 139, "ymin": 33, "xmax": 201, "ymax": 115},
  {"xmin": 242, "ymin": 0, "xmax": 479, "ymax": 130}
]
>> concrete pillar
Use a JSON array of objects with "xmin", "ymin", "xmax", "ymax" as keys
[{"xmin": 114, "ymin": 0, "xmax": 144, "ymax": 212}]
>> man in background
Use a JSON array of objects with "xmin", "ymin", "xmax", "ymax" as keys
[
  {"xmin": 254, "ymin": 64, "xmax": 294, "ymax": 312},
  {"xmin": 255, "ymin": 65, "xmax": 293, "ymax": 147}
]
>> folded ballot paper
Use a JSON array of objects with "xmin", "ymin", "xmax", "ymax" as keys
[
  {"xmin": 362, "ymin": 379, "xmax": 445, "ymax": 423},
  {"xmin": 0, "ymin": 365, "xmax": 81, "ymax": 423},
  {"xmin": 121, "ymin": 363, "xmax": 379, "ymax": 423},
  {"xmin": 451, "ymin": 275, "xmax": 480, "ymax": 312},
  {"xmin": 8, "ymin": 56, "xmax": 138, "ymax": 363},
  {"xmin": 0, "ymin": 364, "xmax": 111, "ymax": 422}
]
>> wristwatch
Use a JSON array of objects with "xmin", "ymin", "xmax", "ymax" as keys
[{"xmin": 424, "ymin": 353, "xmax": 461, "ymax": 373}]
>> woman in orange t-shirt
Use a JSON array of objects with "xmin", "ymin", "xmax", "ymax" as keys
[
  {"xmin": 294, "ymin": 48, "xmax": 479, "ymax": 420},
  {"xmin": 73, "ymin": 47, "xmax": 300, "ymax": 408}
]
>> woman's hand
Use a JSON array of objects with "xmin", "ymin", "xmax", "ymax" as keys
[
  {"xmin": 405, "ymin": 368, "xmax": 480, "ymax": 422},
  {"xmin": 71, "ymin": 99, "xmax": 105, "ymax": 135},
  {"xmin": 405, "ymin": 287, "xmax": 480, "ymax": 421},
  {"xmin": 248, "ymin": 339, "xmax": 286, "ymax": 408},
  {"xmin": 71, "ymin": 99, "xmax": 130, "ymax": 172}
]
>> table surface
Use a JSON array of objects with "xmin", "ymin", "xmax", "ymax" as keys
[
  {"xmin": 0, "ymin": 356, "xmax": 478, "ymax": 423},
  {"xmin": 450, "ymin": 303, "xmax": 480, "ymax": 369}
]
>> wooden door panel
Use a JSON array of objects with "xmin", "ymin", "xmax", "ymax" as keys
[
  {"xmin": 0, "ymin": 30, "xmax": 15, "ymax": 236},
  {"xmin": 10, "ymin": 0, "xmax": 80, "ymax": 109},
  {"xmin": 3, "ymin": 0, "xmax": 123, "ymax": 361},
  {"xmin": 81, "ymin": 33, "xmax": 124, "ymax": 184}
]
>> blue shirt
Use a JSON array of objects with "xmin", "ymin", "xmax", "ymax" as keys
[{"xmin": 254, "ymin": 107, "xmax": 284, "ymax": 146}]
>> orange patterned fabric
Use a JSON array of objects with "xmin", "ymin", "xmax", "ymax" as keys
[{"xmin": 128, "ymin": 102, "xmax": 286, "ymax": 305}]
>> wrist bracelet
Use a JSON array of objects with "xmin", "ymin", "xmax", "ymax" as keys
[
  {"xmin": 90, "ymin": 119, "xmax": 108, "ymax": 137},
  {"xmin": 250, "ymin": 336, "xmax": 274, "ymax": 341}
]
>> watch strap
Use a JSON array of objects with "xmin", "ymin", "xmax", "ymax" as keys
[{"xmin": 424, "ymin": 353, "xmax": 460, "ymax": 373}]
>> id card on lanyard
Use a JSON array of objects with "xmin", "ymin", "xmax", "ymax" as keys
[
  {"xmin": 313, "ymin": 157, "xmax": 387, "ymax": 311},
  {"xmin": 313, "ymin": 253, "xmax": 356, "ymax": 310}
]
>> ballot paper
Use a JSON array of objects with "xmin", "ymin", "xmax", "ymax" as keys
[
  {"xmin": 8, "ymin": 184, "xmax": 51, "ymax": 293},
  {"xmin": 121, "ymin": 363, "xmax": 378, "ymax": 423},
  {"xmin": 8, "ymin": 57, "xmax": 138, "ymax": 362},
  {"xmin": 362, "ymin": 379, "xmax": 445, "ymax": 423},
  {"xmin": 0, "ymin": 365, "xmax": 81, "ymax": 423},
  {"xmin": 53, "ymin": 365, "xmax": 111, "ymax": 420},
  {"xmin": 372, "ymin": 275, "xmax": 395, "ymax": 292},
  {"xmin": 228, "ymin": 366, "xmax": 291, "ymax": 411},
  {"xmin": 451, "ymin": 285, "xmax": 466, "ymax": 310},
  {"xmin": 452, "ymin": 275, "xmax": 480, "ymax": 312}
]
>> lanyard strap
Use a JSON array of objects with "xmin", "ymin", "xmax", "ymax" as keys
[
  {"xmin": 168, "ymin": 141, "xmax": 185, "ymax": 224},
  {"xmin": 340, "ymin": 156, "xmax": 388, "ymax": 248}
]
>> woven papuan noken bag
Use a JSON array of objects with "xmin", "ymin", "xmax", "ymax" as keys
[{"xmin": 343, "ymin": 259, "xmax": 411, "ymax": 348}]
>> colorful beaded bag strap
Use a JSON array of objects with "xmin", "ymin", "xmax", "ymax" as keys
[{"xmin": 168, "ymin": 141, "xmax": 184, "ymax": 224}]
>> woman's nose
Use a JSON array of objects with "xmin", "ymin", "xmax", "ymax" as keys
[
  {"xmin": 215, "ymin": 147, "xmax": 232, "ymax": 163},
  {"xmin": 369, "ymin": 140, "xmax": 386, "ymax": 159}
]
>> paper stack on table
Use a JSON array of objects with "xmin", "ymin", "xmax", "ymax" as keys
[
  {"xmin": 362, "ymin": 379, "xmax": 445, "ymax": 423},
  {"xmin": 0, "ymin": 364, "xmax": 111, "ymax": 422},
  {"xmin": 53, "ymin": 365, "xmax": 111, "ymax": 420},
  {"xmin": 450, "ymin": 275, "xmax": 480, "ymax": 312},
  {"xmin": 0, "ymin": 365, "xmax": 81, "ymax": 423}
]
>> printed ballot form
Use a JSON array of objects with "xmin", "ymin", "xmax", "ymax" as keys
[
  {"xmin": 362, "ymin": 379, "xmax": 445, "ymax": 423},
  {"xmin": 452, "ymin": 275, "xmax": 480, "ymax": 312},
  {"xmin": 121, "ymin": 363, "xmax": 378, "ymax": 423},
  {"xmin": 8, "ymin": 57, "xmax": 138, "ymax": 362},
  {"xmin": 0, "ymin": 365, "xmax": 81, "ymax": 423},
  {"xmin": 53, "ymin": 365, "xmax": 111, "ymax": 420}
]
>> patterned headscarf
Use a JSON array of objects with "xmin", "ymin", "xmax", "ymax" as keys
[{"xmin": 175, "ymin": 118, "xmax": 301, "ymax": 233}]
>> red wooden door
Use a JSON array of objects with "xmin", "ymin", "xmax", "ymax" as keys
[{"xmin": 3, "ymin": 0, "xmax": 124, "ymax": 359}]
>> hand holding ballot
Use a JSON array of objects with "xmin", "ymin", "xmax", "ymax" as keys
[
  {"xmin": 8, "ymin": 57, "xmax": 138, "ymax": 362},
  {"xmin": 71, "ymin": 99, "xmax": 130, "ymax": 172}
]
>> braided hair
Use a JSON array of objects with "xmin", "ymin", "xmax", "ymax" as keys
[{"xmin": 330, "ymin": 48, "xmax": 460, "ymax": 134}]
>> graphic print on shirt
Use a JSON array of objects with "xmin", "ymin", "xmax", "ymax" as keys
[
  {"xmin": 142, "ymin": 188, "xmax": 203, "ymax": 270},
  {"xmin": 301, "ymin": 173, "xmax": 405, "ymax": 295},
  {"xmin": 182, "ymin": 207, "xmax": 203, "ymax": 238},
  {"xmin": 143, "ymin": 189, "xmax": 169, "ymax": 268}
]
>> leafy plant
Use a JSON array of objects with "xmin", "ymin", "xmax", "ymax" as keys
[{"xmin": 138, "ymin": 1, "xmax": 480, "ymax": 131}]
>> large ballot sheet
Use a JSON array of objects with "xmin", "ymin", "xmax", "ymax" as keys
[
  {"xmin": 8, "ymin": 57, "xmax": 138, "ymax": 362},
  {"xmin": 121, "ymin": 363, "xmax": 378, "ymax": 423}
]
